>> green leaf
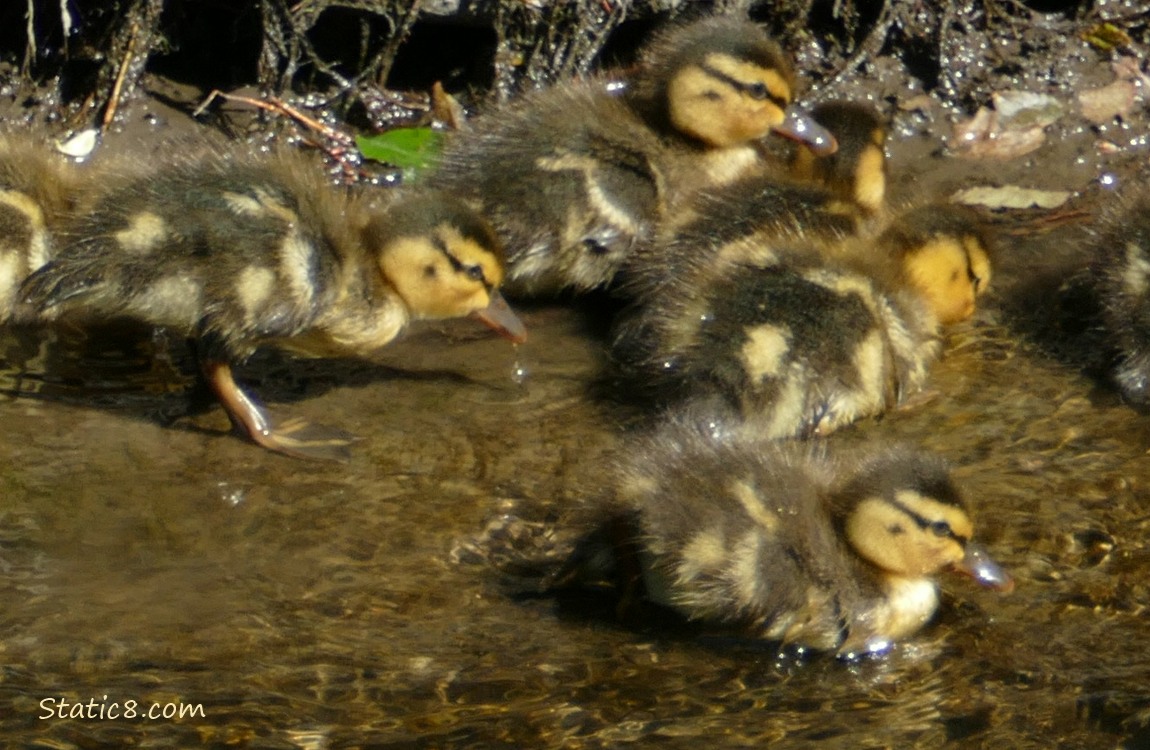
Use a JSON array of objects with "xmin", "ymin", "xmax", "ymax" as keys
[
  {"xmin": 1081, "ymin": 23, "xmax": 1131, "ymax": 52},
  {"xmin": 355, "ymin": 128, "xmax": 446, "ymax": 181}
]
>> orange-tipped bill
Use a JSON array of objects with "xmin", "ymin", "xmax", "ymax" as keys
[
  {"xmin": 773, "ymin": 104, "xmax": 838, "ymax": 156},
  {"xmin": 474, "ymin": 290, "xmax": 528, "ymax": 344},
  {"xmin": 956, "ymin": 543, "xmax": 1014, "ymax": 593}
]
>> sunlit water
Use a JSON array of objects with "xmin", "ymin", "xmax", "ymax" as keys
[{"xmin": 1, "ymin": 144, "xmax": 1149, "ymax": 748}]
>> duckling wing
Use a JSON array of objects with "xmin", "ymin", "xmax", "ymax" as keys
[
  {"xmin": 432, "ymin": 83, "xmax": 664, "ymax": 296},
  {"xmin": 611, "ymin": 249, "xmax": 937, "ymax": 438},
  {"xmin": 21, "ymin": 156, "xmax": 344, "ymax": 358},
  {"xmin": 623, "ymin": 426, "xmax": 866, "ymax": 649}
]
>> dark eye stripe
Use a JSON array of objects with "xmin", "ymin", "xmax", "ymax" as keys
[
  {"xmin": 432, "ymin": 235, "xmax": 491, "ymax": 290},
  {"xmin": 698, "ymin": 62, "xmax": 788, "ymax": 109},
  {"xmin": 887, "ymin": 496, "xmax": 968, "ymax": 545}
]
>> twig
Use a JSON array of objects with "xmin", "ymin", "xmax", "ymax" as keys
[
  {"xmin": 1002, "ymin": 208, "xmax": 1093, "ymax": 236},
  {"xmin": 374, "ymin": 0, "xmax": 424, "ymax": 87},
  {"xmin": 818, "ymin": 0, "xmax": 891, "ymax": 91},
  {"xmin": 23, "ymin": 0, "xmax": 35, "ymax": 74},
  {"xmin": 101, "ymin": 22, "xmax": 138, "ymax": 131},
  {"xmin": 193, "ymin": 90, "xmax": 355, "ymax": 147}
]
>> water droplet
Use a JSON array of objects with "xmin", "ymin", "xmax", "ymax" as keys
[
  {"xmin": 510, "ymin": 345, "xmax": 529, "ymax": 385},
  {"xmin": 217, "ymin": 482, "xmax": 246, "ymax": 507}
]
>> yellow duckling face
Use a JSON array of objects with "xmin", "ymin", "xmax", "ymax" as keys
[
  {"xmin": 903, "ymin": 234, "xmax": 992, "ymax": 325},
  {"xmin": 838, "ymin": 451, "xmax": 1012, "ymax": 596},
  {"xmin": 846, "ymin": 489, "xmax": 973, "ymax": 578},
  {"xmin": 666, "ymin": 51, "xmax": 794, "ymax": 148},
  {"xmin": 632, "ymin": 18, "xmax": 836, "ymax": 155},
  {"xmin": 372, "ymin": 196, "xmax": 526, "ymax": 342},
  {"xmin": 382, "ymin": 223, "xmax": 501, "ymax": 317}
]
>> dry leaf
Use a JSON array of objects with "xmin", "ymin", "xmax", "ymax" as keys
[
  {"xmin": 992, "ymin": 90, "xmax": 1064, "ymax": 129},
  {"xmin": 951, "ymin": 91, "xmax": 1064, "ymax": 159},
  {"xmin": 952, "ymin": 185, "xmax": 1072, "ymax": 210},
  {"xmin": 430, "ymin": 81, "xmax": 465, "ymax": 131},
  {"xmin": 1079, "ymin": 79, "xmax": 1138, "ymax": 124}
]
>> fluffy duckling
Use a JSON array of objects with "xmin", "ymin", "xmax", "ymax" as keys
[
  {"xmin": 610, "ymin": 205, "xmax": 993, "ymax": 438},
  {"xmin": 0, "ymin": 136, "xmax": 89, "ymax": 322},
  {"xmin": 1085, "ymin": 187, "xmax": 1150, "ymax": 405},
  {"xmin": 872, "ymin": 204, "xmax": 993, "ymax": 325},
  {"xmin": 430, "ymin": 16, "xmax": 835, "ymax": 298},
  {"xmin": 788, "ymin": 101, "xmax": 888, "ymax": 216},
  {"xmin": 639, "ymin": 101, "xmax": 889, "ymax": 261},
  {"xmin": 20, "ymin": 148, "xmax": 526, "ymax": 461},
  {"xmin": 576, "ymin": 419, "xmax": 1013, "ymax": 655}
]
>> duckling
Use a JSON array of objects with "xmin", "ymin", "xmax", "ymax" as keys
[
  {"xmin": 20, "ymin": 147, "xmax": 526, "ymax": 461},
  {"xmin": 574, "ymin": 418, "xmax": 1013, "ymax": 655},
  {"xmin": 0, "ymin": 136, "xmax": 89, "ymax": 322},
  {"xmin": 630, "ymin": 100, "xmax": 889, "ymax": 270},
  {"xmin": 788, "ymin": 101, "xmax": 888, "ymax": 216},
  {"xmin": 430, "ymin": 16, "xmax": 835, "ymax": 298},
  {"xmin": 1084, "ymin": 187, "xmax": 1150, "ymax": 405},
  {"xmin": 871, "ymin": 204, "xmax": 993, "ymax": 325},
  {"xmin": 610, "ymin": 204, "xmax": 993, "ymax": 438}
]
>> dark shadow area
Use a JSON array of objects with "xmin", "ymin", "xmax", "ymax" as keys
[
  {"xmin": 150, "ymin": 1, "xmax": 263, "ymax": 93},
  {"xmin": 0, "ymin": 322, "xmax": 492, "ymax": 443},
  {"xmin": 386, "ymin": 21, "xmax": 498, "ymax": 94}
]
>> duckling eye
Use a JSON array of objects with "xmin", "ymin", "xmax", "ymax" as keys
[
  {"xmin": 930, "ymin": 520, "xmax": 952, "ymax": 538},
  {"xmin": 424, "ymin": 264, "xmax": 437, "ymax": 278},
  {"xmin": 969, "ymin": 269, "xmax": 982, "ymax": 292},
  {"xmin": 465, "ymin": 265, "xmax": 486, "ymax": 283},
  {"xmin": 745, "ymin": 82, "xmax": 770, "ymax": 101}
]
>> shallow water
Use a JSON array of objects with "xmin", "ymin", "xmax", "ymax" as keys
[{"xmin": 2, "ymin": 141, "xmax": 1150, "ymax": 749}]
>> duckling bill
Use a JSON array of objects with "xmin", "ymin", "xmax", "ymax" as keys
[
  {"xmin": 561, "ymin": 419, "xmax": 1013, "ymax": 655},
  {"xmin": 20, "ymin": 148, "xmax": 525, "ymax": 461}
]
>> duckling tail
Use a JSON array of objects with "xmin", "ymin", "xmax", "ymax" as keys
[{"xmin": 18, "ymin": 261, "xmax": 105, "ymax": 319}]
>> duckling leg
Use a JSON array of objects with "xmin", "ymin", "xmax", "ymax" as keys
[
  {"xmin": 605, "ymin": 514, "xmax": 648, "ymax": 623},
  {"xmin": 201, "ymin": 359, "xmax": 360, "ymax": 462}
]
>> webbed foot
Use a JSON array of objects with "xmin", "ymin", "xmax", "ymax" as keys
[
  {"xmin": 202, "ymin": 358, "xmax": 361, "ymax": 462},
  {"xmin": 252, "ymin": 413, "xmax": 362, "ymax": 462}
]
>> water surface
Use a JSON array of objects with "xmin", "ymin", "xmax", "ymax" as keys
[{"xmin": 0, "ymin": 143, "xmax": 1148, "ymax": 748}]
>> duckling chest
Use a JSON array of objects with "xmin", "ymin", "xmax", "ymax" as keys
[
  {"xmin": 278, "ymin": 290, "xmax": 410, "ymax": 358},
  {"xmin": 664, "ymin": 146, "xmax": 762, "ymax": 209},
  {"xmin": 868, "ymin": 577, "xmax": 940, "ymax": 642}
]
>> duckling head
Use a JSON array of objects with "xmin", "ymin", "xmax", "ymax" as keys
[
  {"xmin": 791, "ymin": 102, "xmax": 888, "ymax": 214},
  {"xmin": 629, "ymin": 17, "xmax": 836, "ymax": 153},
  {"xmin": 878, "ymin": 205, "xmax": 994, "ymax": 325},
  {"xmin": 371, "ymin": 193, "xmax": 527, "ymax": 342},
  {"xmin": 838, "ymin": 451, "xmax": 1013, "ymax": 592}
]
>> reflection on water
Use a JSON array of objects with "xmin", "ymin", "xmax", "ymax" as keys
[{"xmin": 1, "ymin": 178, "xmax": 1149, "ymax": 747}]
